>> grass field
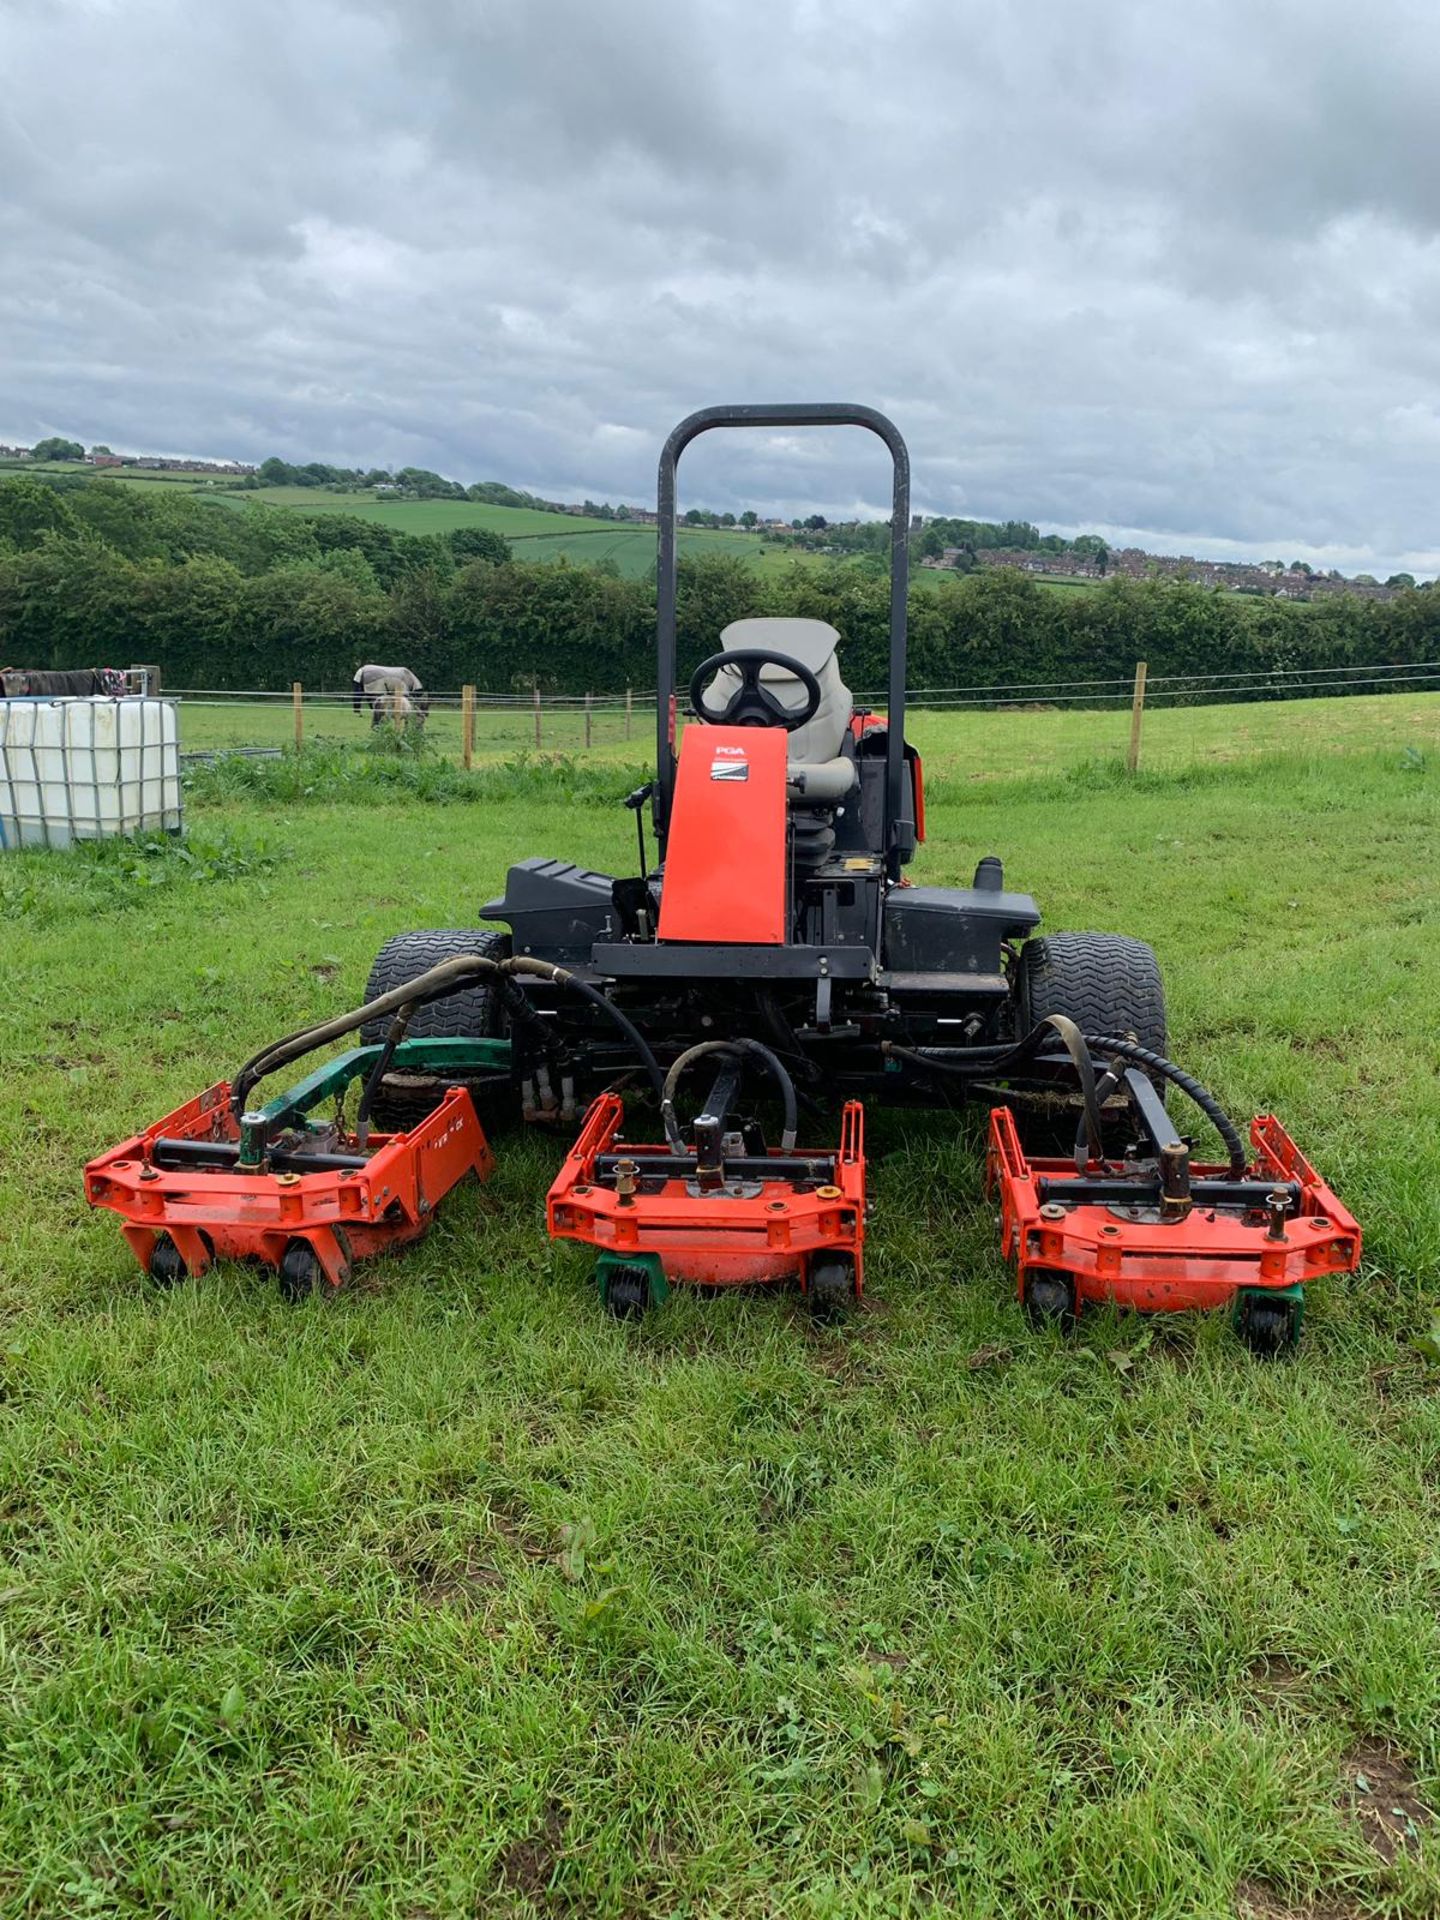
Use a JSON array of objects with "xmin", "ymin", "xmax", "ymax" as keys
[
  {"xmin": 1, "ymin": 705, "xmax": 1438, "ymax": 1915},
  {"xmin": 174, "ymin": 687, "xmax": 1440, "ymax": 782},
  {"xmin": 204, "ymin": 488, "xmax": 777, "ymax": 580}
]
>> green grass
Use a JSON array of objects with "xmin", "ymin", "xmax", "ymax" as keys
[{"xmin": 2, "ymin": 718, "xmax": 1439, "ymax": 1914}]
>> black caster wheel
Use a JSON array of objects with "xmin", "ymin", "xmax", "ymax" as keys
[
  {"xmin": 1023, "ymin": 1269, "xmax": 1076, "ymax": 1329},
  {"xmin": 808, "ymin": 1256, "xmax": 857, "ymax": 1322},
  {"xmin": 1235, "ymin": 1291, "xmax": 1300, "ymax": 1358},
  {"xmin": 148, "ymin": 1237, "xmax": 188, "ymax": 1288},
  {"xmin": 604, "ymin": 1265, "xmax": 651, "ymax": 1320},
  {"xmin": 278, "ymin": 1241, "xmax": 323, "ymax": 1304}
]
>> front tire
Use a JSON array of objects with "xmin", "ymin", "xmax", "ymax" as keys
[
  {"xmin": 360, "ymin": 927, "xmax": 510, "ymax": 1130},
  {"xmin": 1011, "ymin": 932, "xmax": 1167, "ymax": 1155}
]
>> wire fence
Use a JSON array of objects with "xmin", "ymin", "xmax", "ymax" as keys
[{"xmin": 164, "ymin": 661, "xmax": 1440, "ymax": 769}]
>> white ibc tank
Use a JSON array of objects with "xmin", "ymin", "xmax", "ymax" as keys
[{"xmin": 0, "ymin": 697, "xmax": 183, "ymax": 850}]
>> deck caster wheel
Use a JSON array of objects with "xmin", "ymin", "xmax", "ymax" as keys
[
  {"xmin": 808, "ymin": 1256, "xmax": 857, "ymax": 1321},
  {"xmin": 278, "ymin": 1241, "xmax": 323, "ymax": 1304},
  {"xmin": 1023, "ymin": 1269, "xmax": 1076, "ymax": 1329},
  {"xmin": 1235, "ymin": 1288, "xmax": 1302, "ymax": 1358},
  {"xmin": 148, "ymin": 1237, "xmax": 188, "ymax": 1288},
  {"xmin": 603, "ymin": 1264, "xmax": 651, "ymax": 1320}
]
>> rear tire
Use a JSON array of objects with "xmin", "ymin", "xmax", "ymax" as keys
[
  {"xmin": 278, "ymin": 1241, "xmax": 323, "ymax": 1304},
  {"xmin": 360, "ymin": 928, "xmax": 510, "ymax": 1131},
  {"xmin": 148, "ymin": 1236, "xmax": 188, "ymax": 1288},
  {"xmin": 1012, "ymin": 932, "xmax": 1167, "ymax": 1155},
  {"xmin": 604, "ymin": 1265, "xmax": 651, "ymax": 1320},
  {"xmin": 808, "ymin": 1255, "xmax": 857, "ymax": 1321},
  {"xmin": 1023, "ymin": 1269, "xmax": 1076, "ymax": 1329}
]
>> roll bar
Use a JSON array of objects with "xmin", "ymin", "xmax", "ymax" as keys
[{"xmin": 655, "ymin": 403, "xmax": 911, "ymax": 879}]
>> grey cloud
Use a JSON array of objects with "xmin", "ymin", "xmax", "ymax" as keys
[{"xmin": 1, "ymin": 0, "xmax": 1437, "ymax": 574}]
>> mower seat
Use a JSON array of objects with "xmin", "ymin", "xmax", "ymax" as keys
[{"xmin": 706, "ymin": 618, "xmax": 858, "ymax": 801}]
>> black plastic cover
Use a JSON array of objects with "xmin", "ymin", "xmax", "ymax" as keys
[
  {"xmin": 482, "ymin": 857, "xmax": 616, "ymax": 959},
  {"xmin": 883, "ymin": 884, "xmax": 1041, "ymax": 976}
]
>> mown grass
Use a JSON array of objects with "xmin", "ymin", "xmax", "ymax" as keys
[{"xmin": 1, "ymin": 724, "xmax": 1438, "ymax": 1916}]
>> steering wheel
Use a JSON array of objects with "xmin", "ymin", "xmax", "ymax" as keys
[{"xmin": 688, "ymin": 648, "xmax": 822, "ymax": 732}]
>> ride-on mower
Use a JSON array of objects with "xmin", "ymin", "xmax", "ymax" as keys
[{"xmin": 85, "ymin": 405, "xmax": 1362, "ymax": 1351}]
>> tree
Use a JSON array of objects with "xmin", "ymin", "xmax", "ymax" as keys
[
  {"xmin": 447, "ymin": 526, "xmax": 509, "ymax": 566},
  {"xmin": 90, "ymin": 444, "xmax": 113, "ymax": 456},
  {"xmin": 804, "ymin": 514, "xmax": 828, "ymax": 531},
  {"xmin": 32, "ymin": 437, "xmax": 85, "ymax": 462},
  {"xmin": 739, "ymin": 510, "xmax": 758, "ymax": 529},
  {"xmin": 0, "ymin": 475, "xmax": 80, "ymax": 548},
  {"xmin": 1386, "ymin": 572, "xmax": 1416, "ymax": 589},
  {"xmin": 720, "ymin": 512, "xmax": 736, "ymax": 527}
]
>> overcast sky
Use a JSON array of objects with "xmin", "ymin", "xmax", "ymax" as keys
[{"xmin": 3, "ymin": 0, "xmax": 1439, "ymax": 575}]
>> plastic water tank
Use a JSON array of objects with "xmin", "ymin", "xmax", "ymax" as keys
[{"xmin": 0, "ymin": 697, "xmax": 182, "ymax": 850}]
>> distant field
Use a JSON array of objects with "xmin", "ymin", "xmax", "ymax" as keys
[{"xmin": 0, "ymin": 464, "xmax": 1333, "ymax": 600}]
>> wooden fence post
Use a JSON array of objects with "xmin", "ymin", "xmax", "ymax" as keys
[
  {"xmin": 1127, "ymin": 661, "xmax": 1148, "ymax": 773},
  {"xmin": 461, "ymin": 683, "xmax": 475, "ymax": 770},
  {"xmin": 584, "ymin": 691, "xmax": 593, "ymax": 750},
  {"xmin": 533, "ymin": 683, "xmax": 542, "ymax": 750},
  {"xmin": 292, "ymin": 680, "xmax": 303, "ymax": 751},
  {"xmin": 624, "ymin": 685, "xmax": 632, "ymax": 741}
]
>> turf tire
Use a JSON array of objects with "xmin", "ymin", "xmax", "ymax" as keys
[
  {"xmin": 359, "ymin": 927, "xmax": 510, "ymax": 1131},
  {"xmin": 1012, "ymin": 931, "xmax": 1167, "ymax": 1155}
]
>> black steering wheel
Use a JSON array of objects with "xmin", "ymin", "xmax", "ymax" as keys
[{"xmin": 688, "ymin": 648, "xmax": 822, "ymax": 732}]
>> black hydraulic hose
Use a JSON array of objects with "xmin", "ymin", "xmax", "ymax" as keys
[
  {"xmin": 659, "ymin": 1037, "xmax": 799, "ymax": 1152},
  {"xmin": 1084, "ymin": 1034, "xmax": 1247, "ymax": 1176},
  {"xmin": 883, "ymin": 1015, "xmax": 1107, "ymax": 1159},
  {"xmin": 354, "ymin": 1003, "xmax": 414, "ymax": 1143},
  {"xmin": 517, "ymin": 964, "xmax": 668, "ymax": 1107},
  {"xmin": 883, "ymin": 1027, "xmax": 1248, "ymax": 1176}
]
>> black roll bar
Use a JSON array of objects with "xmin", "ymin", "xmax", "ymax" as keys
[{"xmin": 655, "ymin": 403, "xmax": 911, "ymax": 879}]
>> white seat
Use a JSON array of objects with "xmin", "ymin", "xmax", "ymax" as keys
[{"xmin": 704, "ymin": 618, "xmax": 858, "ymax": 798}]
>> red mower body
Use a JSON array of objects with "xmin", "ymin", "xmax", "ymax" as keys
[
  {"xmin": 987, "ymin": 1105, "xmax": 1362, "ymax": 1317},
  {"xmin": 548, "ymin": 1092, "xmax": 866, "ymax": 1295},
  {"xmin": 85, "ymin": 1081, "xmax": 493, "ymax": 1290}
]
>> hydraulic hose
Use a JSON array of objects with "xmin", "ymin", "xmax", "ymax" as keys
[
  {"xmin": 882, "ymin": 1021, "xmax": 1247, "ymax": 1176},
  {"xmin": 230, "ymin": 952, "xmax": 667, "ymax": 1116},
  {"xmin": 658, "ymin": 1037, "xmax": 799, "ymax": 1153},
  {"xmin": 1083, "ymin": 1034, "xmax": 1247, "ymax": 1176}
]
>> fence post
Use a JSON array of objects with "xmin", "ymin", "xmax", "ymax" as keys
[
  {"xmin": 461, "ymin": 683, "xmax": 475, "ymax": 770},
  {"xmin": 584, "ymin": 691, "xmax": 593, "ymax": 750},
  {"xmin": 533, "ymin": 683, "xmax": 542, "ymax": 750},
  {"xmin": 1127, "ymin": 661, "xmax": 1148, "ymax": 773},
  {"xmin": 292, "ymin": 680, "xmax": 303, "ymax": 751},
  {"xmin": 624, "ymin": 685, "xmax": 632, "ymax": 741}
]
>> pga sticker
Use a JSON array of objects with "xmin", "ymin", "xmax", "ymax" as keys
[{"xmin": 710, "ymin": 745, "xmax": 748, "ymax": 782}]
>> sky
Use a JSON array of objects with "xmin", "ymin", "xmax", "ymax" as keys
[{"xmin": 2, "ymin": 0, "xmax": 1439, "ymax": 578}]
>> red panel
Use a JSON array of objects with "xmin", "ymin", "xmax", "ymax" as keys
[{"xmin": 658, "ymin": 725, "xmax": 788, "ymax": 944}]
